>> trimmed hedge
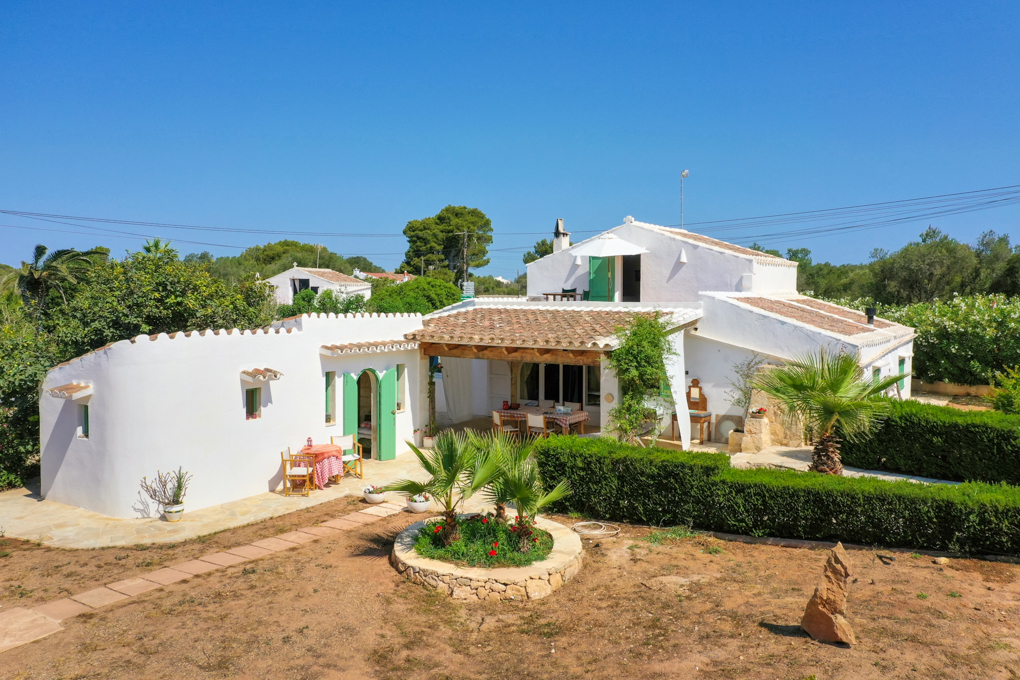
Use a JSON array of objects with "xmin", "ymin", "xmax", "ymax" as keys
[
  {"xmin": 840, "ymin": 400, "xmax": 1020, "ymax": 485},
  {"xmin": 534, "ymin": 435, "xmax": 1020, "ymax": 556}
]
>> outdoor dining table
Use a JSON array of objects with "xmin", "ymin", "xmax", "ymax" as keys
[
  {"xmin": 495, "ymin": 406, "xmax": 590, "ymax": 434},
  {"xmin": 300, "ymin": 444, "xmax": 345, "ymax": 489}
]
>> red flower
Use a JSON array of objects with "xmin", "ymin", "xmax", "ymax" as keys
[
  {"xmin": 482, "ymin": 518, "xmax": 488, "ymax": 524},
  {"xmin": 433, "ymin": 526, "xmax": 442, "ymax": 533},
  {"xmin": 532, "ymin": 537, "xmax": 538, "ymax": 542},
  {"xmin": 488, "ymin": 550, "xmax": 497, "ymax": 556},
  {"xmin": 510, "ymin": 526, "xmax": 517, "ymax": 532},
  {"xmin": 492, "ymin": 542, "xmax": 499, "ymax": 548}
]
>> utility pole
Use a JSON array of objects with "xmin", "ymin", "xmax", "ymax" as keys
[
  {"xmin": 453, "ymin": 231, "xmax": 470, "ymax": 285},
  {"xmin": 315, "ymin": 243, "xmax": 323, "ymax": 267}
]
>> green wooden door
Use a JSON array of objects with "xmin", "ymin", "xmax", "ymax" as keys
[
  {"xmin": 588, "ymin": 256, "xmax": 615, "ymax": 301},
  {"xmin": 377, "ymin": 369, "xmax": 398, "ymax": 461},
  {"xmin": 343, "ymin": 373, "xmax": 358, "ymax": 435}
]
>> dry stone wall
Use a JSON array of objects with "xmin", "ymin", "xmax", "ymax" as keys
[{"xmin": 389, "ymin": 516, "xmax": 583, "ymax": 602}]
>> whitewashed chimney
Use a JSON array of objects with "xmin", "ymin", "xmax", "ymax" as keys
[{"xmin": 552, "ymin": 218, "xmax": 570, "ymax": 253}]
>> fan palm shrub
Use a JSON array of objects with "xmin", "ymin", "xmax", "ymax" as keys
[
  {"xmin": 381, "ymin": 430, "xmax": 500, "ymax": 545},
  {"xmin": 473, "ymin": 431, "xmax": 571, "ymax": 552},
  {"xmin": 752, "ymin": 351, "xmax": 905, "ymax": 475},
  {"xmin": 0, "ymin": 244, "xmax": 106, "ymax": 318}
]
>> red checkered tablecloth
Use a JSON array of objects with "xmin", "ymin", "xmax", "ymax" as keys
[
  {"xmin": 496, "ymin": 408, "xmax": 589, "ymax": 433},
  {"xmin": 301, "ymin": 445, "xmax": 345, "ymax": 489}
]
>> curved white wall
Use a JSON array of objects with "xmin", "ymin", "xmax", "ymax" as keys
[{"xmin": 40, "ymin": 313, "xmax": 425, "ymax": 518}]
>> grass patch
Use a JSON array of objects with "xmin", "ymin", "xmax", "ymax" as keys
[
  {"xmin": 644, "ymin": 526, "xmax": 698, "ymax": 545},
  {"xmin": 917, "ymin": 592, "xmax": 929, "ymax": 600},
  {"xmin": 414, "ymin": 515, "xmax": 553, "ymax": 568}
]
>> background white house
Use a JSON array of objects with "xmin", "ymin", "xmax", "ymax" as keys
[{"xmin": 267, "ymin": 265, "xmax": 372, "ymax": 305}]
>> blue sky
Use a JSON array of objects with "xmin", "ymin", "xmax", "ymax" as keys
[{"xmin": 1, "ymin": 2, "xmax": 1018, "ymax": 275}]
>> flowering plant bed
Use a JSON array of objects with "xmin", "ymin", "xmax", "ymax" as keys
[{"xmin": 414, "ymin": 513, "xmax": 553, "ymax": 568}]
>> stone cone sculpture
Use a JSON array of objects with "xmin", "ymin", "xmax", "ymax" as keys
[{"xmin": 801, "ymin": 542, "xmax": 856, "ymax": 645}]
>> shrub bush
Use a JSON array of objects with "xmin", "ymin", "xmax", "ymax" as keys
[
  {"xmin": 989, "ymin": 366, "xmax": 1020, "ymax": 415},
  {"xmin": 839, "ymin": 399, "xmax": 1020, "ymax": 485},
  {"xmin": 534, "ymin": 435, "xmax": 1020, "ymax": 555}
]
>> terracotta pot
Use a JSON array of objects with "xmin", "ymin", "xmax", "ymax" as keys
[
  {"xmin": 422, "ymin": 436, "xmax": 436, "ymax": 449},
  {"xmin": 164, "ymin": 504, "xmax": 185, "ymax": 522}
]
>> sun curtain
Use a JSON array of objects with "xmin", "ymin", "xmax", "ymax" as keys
[{"xmin": 441, "ymin": 356, "xmax": 475, "ymax": 423}]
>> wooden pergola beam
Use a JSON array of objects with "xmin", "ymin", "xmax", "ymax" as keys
[{"xmin": 419, "ymin": 342, "xmax": 602, "ymax": 367}]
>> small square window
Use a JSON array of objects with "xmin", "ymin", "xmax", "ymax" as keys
[{"xmin": 245, "ymin": 387, "xmax": 261, "ymax": 420}]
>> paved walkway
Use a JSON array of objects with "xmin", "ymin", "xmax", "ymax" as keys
[
  {"xmin": 0, "ymin": 455, "xmax": 430, "ymax": 549},
  {"xmin": 0, "ymin": 499, "xmax": 415, "ymax": 655},
  {"xmin": 730, "ymin": 445, "xmax": 959, "ymax": 485}
]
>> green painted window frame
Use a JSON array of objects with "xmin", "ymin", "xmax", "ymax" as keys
[
  {"xmin": 325, "ymin": 371, "xmax": 336, "ymax": 424},
  {"xmin": 81, "ymin": 404, "xmax": 89, "ymax": 439},
  {"xmin": 245, "ymin": 387, "xmax": 261, "ymax": 420},
  {"xmin": 898, "ymin": 358, "xmax": 906, "ymax": 390},
  {"xmin": 872, "ymin": 367, "xmax": 881, "ymax": 382}
]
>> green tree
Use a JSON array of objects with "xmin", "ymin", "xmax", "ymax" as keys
[
  {"xmin": 367, "ymin": 276, "xmax": 462, "ymax": 315},
  {"xmin": 870, "ymin": 227, "xmax": 978, "ymax": 304},
  {"xmin": 750, "ymin": 243, "xmax": 783, "ymax": 258},
  {"xmin": 345, "ymin": 256, "xmax": 384, "ymax": 273},
  {"xmin": 278, "ymin": 289, "xmax": 367, "ymax": 318},
  {"xmin": 0, "ymin": 245, "xmax": 108, "ymax": 318},
  {"xmin": 971, "ymin": 231, "xmax": 1016, "ymax": 293},
  {"xmin": 48, "ymin": 250, "xmax": 276, "ymax": 358},
  {"xmin": 382, "ymin": 431, "xmax": 500, "ymax": 544},
  {"xmin": 401, "ymin": 206, "xmax": 493, "ymax": 285},
  {"xmin": 989, "ymin": 252, "xmax": 1020, "ymax": 296},
  {"xmin": 605, "ymin": 314, "xmax": 677, "ymax": 444},
  {"xmin": 753, "ymin": 351, "xmax": 905, "ymax": 475},
  {"xmin": 523, "ymin": 238, "xmax": 554, "ymax": 264},
  {"xmin": 142, "ymin": 238, "xmax": 176, "ymax": 257}
]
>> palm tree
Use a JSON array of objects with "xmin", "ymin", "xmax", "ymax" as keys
[
  {"xmin": 142, "ymin": 238, "xmax": 176, "ymax": 257},
  {"xmin": 381, "ymin": 430, "xmax": 500, "ymax": 545},
  {"xmin": 0, "ymin": 244, "xmax": 106, "ymax": 316},
  {"xmin": 752, "ymin": 351, "xmax": 906, "ymax": 475},
  {"xmin": 474, "ymin": 431, "xmax": 571, "ymax": 552}
]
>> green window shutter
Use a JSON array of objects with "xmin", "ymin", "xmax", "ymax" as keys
[
  {"xmin": 343, "ymin": 373, "xmax": 359, "ymax": 435},
  {"xmin": 325, "ymin": 372, "xmax": 335, "ymax": 424},
  {"xmin": 377, "ymin": 369, "xmax": 398, "ymax": 461},
  {"xmin": 898, "ymin": 358, "xmax": 906, "ymax": 390},
  {"xmin": 588, "ymin": 256, "xmax": 615, "ymax": 301},
  {"xmin": 82, "ymin": 405, "xmax": 89, "ymax": 437}
]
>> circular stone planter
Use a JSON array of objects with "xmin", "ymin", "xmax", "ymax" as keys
[{"xmin": 389, "ymin": 516, "xmax": 583, "ymax": 602}]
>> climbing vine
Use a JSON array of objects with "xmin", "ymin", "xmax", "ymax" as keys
[{"xmin": 605, "ymin": 313, "xmax": 677, "ymax": 444}]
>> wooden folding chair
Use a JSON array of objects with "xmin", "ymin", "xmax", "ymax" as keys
[
  {"xmin": 331, "ymin": 434, "xmax": 363, "ymax": 479},
  {"xmin": 492, "ymin": 410, "xmax": 521, "ymax": 438},
  {"xmin": 527, "ymin": 413, "xmax": 551, "ymax": 438},
  {"xmin": 281, "ymin": 447, "xmax": 314, "ymax": 497}
]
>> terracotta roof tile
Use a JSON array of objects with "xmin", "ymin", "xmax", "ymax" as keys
[
  {"xmin": 321, "ymin": 340, "xmax": 419, "ymax": 355},
  {"xmin": 407, "ymin": 307, "xmax": 658, "ymax": 349},
  {"xmin": 241, "ymin": 368, "xmax": 283, "ymax": 382},
  {"xmin": 47, "ymin": 383, "xmax": 92, "ymax": 399},
  {"xmin": 362, "ymin": 272, "xmax": 416, "ymax": 281},
  {"xmin": 297, "ymin": 268, "xmax": 368, "ymax": 286},
  {"xmin": 735, "ymin": 297, "xmax": 875, "ymax": 336},
  {"xmin": 793, "ymin": 297, "xmax": 897, "ymax": 330},
  {"xmin": 656, "ymin": 227, "xmax": 789, "ymax": 261}
]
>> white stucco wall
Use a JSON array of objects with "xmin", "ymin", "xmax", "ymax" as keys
[
  {"xmin": 526, "ymin": 220, "xmax": 798, "ymax": 302},
  {"xmin": 268, "ymin": 267, "xmax": 372, "ymax": 305},
  {"xmin": 40, "ymin": 312, "xmax": 425, "ymax": 519}
]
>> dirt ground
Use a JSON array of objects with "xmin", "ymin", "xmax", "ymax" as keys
[{"xmin": 3, "ymin": 500, "xmax": 1020, "ymax": 679}]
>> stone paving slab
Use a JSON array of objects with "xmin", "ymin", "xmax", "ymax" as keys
[
  {"xmin": 0, "ymin": 608, "xmax": 64, "ymax": 653},
  {"xmin": 199, "ymin": 551, "xmax": 250, "ymax": 567},
  {"xmin": 296, "ymin": 526, "xmax": 340, "ymax": 538},
  {"xmin": 225, "ymin": 545, "xmax": 274, "ymax": 559},
  {"xmin": 345, "ymin": 512, "xmax": 383, "ymax": 524},
  {"xmin": 107, "ymin": 577, "xmax": 163, "ymax": 597},
  {"xmin": 361, "ymin": 505, "xmax": 402, "ymax": 517},
  {"xmin": 320, "ymin": 517, "xmax": 362, "ymax": 530},
  {"xmin": 275, "ymin": 530, "xmax": 319, "ymax": 545},
  {"xmin": 31, "ymin": 598, "xmax": 93, "ymax": 622},
  {"xmin": 169, "ymin": 560, "xmax": 222, "ymax": 576},
  {"xmin": 250, "ymin": 537, "xmax": 301, "ymax": 552},
  {"xmin": 70, "ymin": 587, "xmax": 129, "ymax": 609},
  {"xmin": 144, "ymin": 568, "xmax": 192, "ymax": 585}
]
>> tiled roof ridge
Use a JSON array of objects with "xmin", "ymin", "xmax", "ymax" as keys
[
  {"xmin": 295, "ymin": 267, "xmax": 368, "ymax": 285},
  {"xmin": 321, "ymin": 340, "xmax": 420, "ymax": 355},
  {"xmin": 633, "ymin": 222, "xmax": 796, "ymax": 266},
  {"xmin": 722, "ymin": 295, "xmax": 912, "ymax": 341},
  {"xmin": 48, "ymin": 311, "xmax": 424, "ymax": 374}
]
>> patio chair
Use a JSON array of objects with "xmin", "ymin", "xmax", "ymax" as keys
[
  {"xmin": 527, "ymin": 413, "xmax": 551, "ymax": 438},
  {"xmin": 281, "ymin": 447, "xmax": 313, "ymax": 497},
  {"xmin": 331, "ymin": 434, "xmax": 363, "ymax": 479},
  {"xmin": 563, "ymin": 401, "xmax": 581, "ymax": 412},
  {"xmin": 686, "ymin": 378, "xmax": 713, "ymax": 444},
  {"xmin": 540, "ymin": 399, "xmax": 556, "ymax": 409},
  {"xmin": 491, "ymin": 410, "xmax": 520, "ymax": 438}
]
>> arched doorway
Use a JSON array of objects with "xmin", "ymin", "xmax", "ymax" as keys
[{"xmin": 342, "ymin": 368, "xmax": 397, "ymax": 461}]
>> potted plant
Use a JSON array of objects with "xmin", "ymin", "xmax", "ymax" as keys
[
  {"xmin": 140, "ymin": 467, "xmax": 192, "ymax": 522},
  {"xmin": 750, "ymin": 407, "xmax": 768, "ymax": 419},
  {"xmin": 363, "ymin": 485, "xmax": 386, "ymax": 504},
  {"xmin": 407, "ymin": 492, "xmax": 431, "ymax": 513}
]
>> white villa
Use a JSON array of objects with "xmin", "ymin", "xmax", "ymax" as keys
[
  {"xmin": 267, "ymin": 265, "xmax": 372, "ymax": 305},
  {"xmin": 39, "ymin": 216, "xmax": 914, "ymax": 519}
]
